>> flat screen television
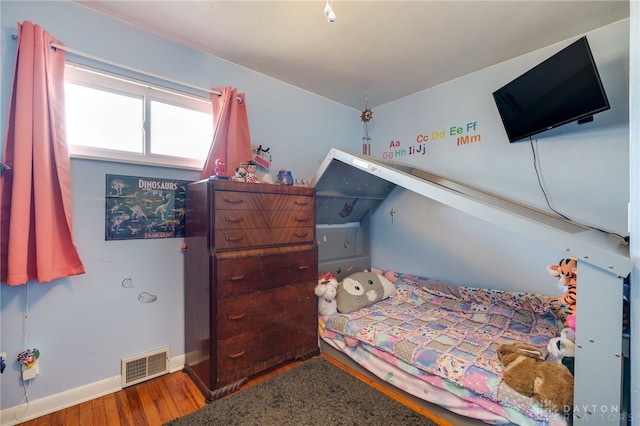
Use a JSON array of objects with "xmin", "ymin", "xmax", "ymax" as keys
[{"xmin": 492, "ymin": 36, "xmax": 610, "ymax": 143}]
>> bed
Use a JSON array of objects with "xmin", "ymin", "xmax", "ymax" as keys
[
  {"xmin": 310, "ymin": 149, "xmax": 634, "ymax": 426},
  {"xmin": 319, "ymin": 272, "xmax": 569, "ymax": 425}
]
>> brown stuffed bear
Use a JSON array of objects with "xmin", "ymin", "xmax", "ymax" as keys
[{"xmin": 496, "ymin": 342, "xmax": 574, "ymax": 413}]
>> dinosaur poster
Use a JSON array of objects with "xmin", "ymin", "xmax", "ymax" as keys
[{"xmin": 105, "ymin": 174, "xmax": 191, "ymax": 240}]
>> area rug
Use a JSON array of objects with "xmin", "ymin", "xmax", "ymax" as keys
[{"xmin": 165, "ymin": 356, "xmax": 439, "ymax": 426}]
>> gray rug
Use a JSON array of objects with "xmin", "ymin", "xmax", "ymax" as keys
[{"xmin": 166, "ymin": 356, "xmax": 439, "ymax": 426}]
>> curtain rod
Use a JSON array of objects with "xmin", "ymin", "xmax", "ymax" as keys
[{"xmin": 11, "ymin": 33, "xmax": 241, "ymax": 102}]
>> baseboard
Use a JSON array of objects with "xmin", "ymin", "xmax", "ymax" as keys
[{"xmin": 0, "ymin": 354, "xmax": 186, "ymax": 426}]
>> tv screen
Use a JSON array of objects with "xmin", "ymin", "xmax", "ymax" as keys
[{"xmin": 492, "ymin": 36, "xmax": 610, "ymax": 143}]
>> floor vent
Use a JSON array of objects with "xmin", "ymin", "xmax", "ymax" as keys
[{"xmin": 121, "ymin": 346, "xmax": 170, "ymax": 387}]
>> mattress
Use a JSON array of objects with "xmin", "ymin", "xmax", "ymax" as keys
[{"xmin": 319, "ymin": 273, "xmax": 569, "ymax": 426}]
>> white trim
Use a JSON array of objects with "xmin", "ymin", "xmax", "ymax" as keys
[{"xmin": 0, "ymin": 356, "xmax": 186, "ymax": 426}]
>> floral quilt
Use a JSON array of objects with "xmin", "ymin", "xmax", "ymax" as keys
[{"xmin": 323, "ymin": 274, "xmax": 566, "ymax": 424}]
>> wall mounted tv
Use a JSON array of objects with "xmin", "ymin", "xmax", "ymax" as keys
[{"xmin": 492, "ymin": 36, "xmax": 610, "ymax": 143}]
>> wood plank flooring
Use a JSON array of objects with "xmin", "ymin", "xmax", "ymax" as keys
[
  {"xmin": 16, "ymin": 354, "xmax": 447, "ymax": 426},
  {"xmin": 17, "ymin": 358, "xmax": 305, "ymax": 426}
]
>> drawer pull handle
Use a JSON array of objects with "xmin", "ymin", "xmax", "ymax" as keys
[
  {"xmin": 294, "ymin": 216, "xmax": 309, "ymax": 222},
  {"xmin": 225, "ymin": 235, "xmax": 244, "ymax": 242},
  {"xmin": 294, "ymin": 231, "xmax": 308, "ymax": 238},
  {"xmin": 294, "ymin": 200, "xmax": 309, "ymax": 206},
  {"xmin": 224, "ymin": 198, "xmax": 244, "ymax": 204},
  {"xmin": 297, "ymin": 264, "xmax": 310, "ymax": 271},
  {"xmin": 227, "ymin": 350, "xmax": 245, "ymax": 359},
  {"xmin": 227, "ymin": 274, "xmax": 245, "ymax": 281},
  {"xmin": 297, "ymin": 297, "xmax": 311, "ymax": 302},
  {"xmin": 225, "ymin": 216, "xmax": 244, "ymax": 223},
  {"xmin": 227, "ymin": 313, "xmax": 246, "ymax": 321}
]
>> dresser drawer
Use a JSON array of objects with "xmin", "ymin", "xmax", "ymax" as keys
[
  {"xmin": 215, "ymin": 191, "xmax": 313, "ymax": 212},
  {"xmin": 215, "ymin": 246, "xmax": 317, "ymax": 299},
  {"xmin": 217, "ymin": 284, "xmax": 316, "ymax": 339},
  {"xmin": 216, "ymin": 312, "xmax": 317, "ymax": 380},
  {"xmin": 214, "ymin": 226, "xmax": 315, "ymax": 250},
  {"xmin": 214, "ymin": 210, "xmax": 314, "ymax": 231}
]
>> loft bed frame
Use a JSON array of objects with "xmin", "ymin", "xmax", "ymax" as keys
[{"xmin": 310, "ymin": 148, "xmax": 634, "ymax": 426}]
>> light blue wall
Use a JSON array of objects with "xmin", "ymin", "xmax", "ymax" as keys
[
  {"xmin": 0, "ymin": 0, "xmax": 358, "ymax": 413},
  {"xmin": 0, "ymin": 0, "xmax": 633, "ymax": 420},
  {"xmin": 369, "ymin": 20, "xmax": 630, "ymax": 294}
]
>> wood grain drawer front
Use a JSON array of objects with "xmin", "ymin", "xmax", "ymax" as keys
[
  {"xmin": 215, "ymin": 192, "xmax": 313, "ymax": 212},
  {"xmin": 214, "ymin": 226, "xmax": 315, "ymax": 249},
  {"xmin": 269, "ymin": 211, "xmax": 314, "ymax": 228},
  {"xmin": 214, "ymin": 209, "xmax": 268, "ymax": 230},
  {"xmin": 215, "ymin": 210, "xmax": 313, "ymax": 231},
  {"xmin": 216, "ymin": 248, "xmax": 317, "ymax": 299},
  {"xmin": 216, "ymin": 312, "xmax": 317, "ymax": 379},
  {"xmin": 217, "ymin": 284, "xmax": 316, "ymax": 340}
]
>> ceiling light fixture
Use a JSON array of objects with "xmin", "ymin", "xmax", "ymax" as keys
[{"xmin": 324, "ymin": 0, "xmax": 336, "ymax": 23}]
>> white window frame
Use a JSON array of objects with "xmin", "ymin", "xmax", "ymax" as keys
[{"xmin": 64, "ymin": 64, "xmax": 212, "ymax": 170}]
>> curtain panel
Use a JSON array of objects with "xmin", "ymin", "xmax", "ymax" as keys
[
  {"xmin": 201, "ymin": 87, "xmax": 252, "ymax": 179},
  {"xmin": 0, "ymin": 21, "xmax": 85, "ymax": 286}
]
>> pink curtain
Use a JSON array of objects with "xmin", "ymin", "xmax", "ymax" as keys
[
  {"xmin": 201, "ymin": 87, "xmax": 252, "ymax": 179},
  {"xmin": 0, "ymin": 21, "xmax": 85, "ymax": 286}
]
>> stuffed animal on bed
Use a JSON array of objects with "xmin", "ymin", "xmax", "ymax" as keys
[
  {"xmin": 547, "ymin": 328, "xmax": 576, "ymax": 375},
  {"xmin": 370, "ymin": 267, "xmax": 400, "ymax": 284},
  {"xmin": 547, "ymin": 257, "xmax": 578, "ymax": 330},
  {"xmin": 315, "ymin": 272, "xmax": 339, "ymax": 316},
  {"xmin": 336, "ymin": 271, "xmax": 396, "ymax": 314},
  {"xmin": 547, "ymin": 257, "xmax": 577, "ymax": 293},
  {"xmin": 496, "ymin": 342, "xmax": 574, "ymax": 413}
]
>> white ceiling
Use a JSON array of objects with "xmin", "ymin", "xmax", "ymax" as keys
[{"xmin": 73, "ymin": 0, "xmax": 629, "ymax": 110}]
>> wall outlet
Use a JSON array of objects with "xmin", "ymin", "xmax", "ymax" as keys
[{"xmin": 22, "ymin": 359, "xmax": 39, "ymax": 380}]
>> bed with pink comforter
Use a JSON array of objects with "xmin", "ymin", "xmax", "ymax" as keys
[{"xmin": 320, "ymin": 273, "xmax": 569, "ymax": 426}]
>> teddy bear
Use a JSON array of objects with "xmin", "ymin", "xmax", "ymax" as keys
[
  {"xmin": 496, "ymin": 342, "xmax": 574, "ymax": 413},
  {"xmin": 314, "ymin": 272, "xmax": 339, "ymax": 316},
  {"xmin": 547, "ymin": 257, "xmax": 577, "ymax": 329},
  {"xmin": 547, "ymin": 327, "xmax": 576, "ymax": 375}
]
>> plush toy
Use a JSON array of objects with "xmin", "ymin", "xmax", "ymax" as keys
[
  {"xmin": 547, "ymin": 257, "xmax": 577, "ymax": 329},
  {"xmin": 496, "ymin": 342, "xmax": 574, "ymax": 413},
  {"xmin": 370, "ymin": 267, "xmax": 400, "ymax": 284},
  {"xmin": 314, "ymin": 272, "xmax": 339, "ymax": 316},
  {"xmin": 547, "ymin": 328, "xmax": 576, "ymax": 375},
  {"xmin": 547, "ymin": 257, "xmax": 577, "ymax": 293},
  {"xmin": 232, "ymin": 163, "xmax": 248, "ymax": 182},
  {"xmin": 336, "ymin": 270, "xmax": 396, "ymax": 314}
]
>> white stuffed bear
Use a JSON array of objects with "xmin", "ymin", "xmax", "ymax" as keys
[
  {"xmin": 314, "ymin": 272, "xmax": 339, "ymax": 316},
  {"xmin": 547, "ymin": 327, "xmax": 576, "ymax": 362}
]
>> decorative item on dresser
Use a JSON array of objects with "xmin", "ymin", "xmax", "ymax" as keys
[{"xmin": 183, "ymin": 179, "xmax": 319, "ymax": 401}]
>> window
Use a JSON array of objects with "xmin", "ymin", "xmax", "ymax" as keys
[{"xmin": 64, "ymin": 65, "xmax": 213, "ymax": 169}]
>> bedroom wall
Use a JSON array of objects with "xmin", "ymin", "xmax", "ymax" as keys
[
  {"xmin": 369, "ymin": 20, "xmax": 630, "ymax": 295},
  {"xmin": 0, "ymin": 0, "xmax": 358, "ymax": 419}
]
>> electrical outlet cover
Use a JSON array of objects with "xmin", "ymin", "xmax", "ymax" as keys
[{"xmin": 22, "ymin": 359, "xmax": 39, "ymax": 380}]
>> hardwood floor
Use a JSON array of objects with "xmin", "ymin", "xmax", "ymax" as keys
[
  {"xmin": 17, "ymin": 354, "xmax": 449, "ymax": 426},
  {"xmin": 17, "ymin": 358, "xmax": 306, "ymax": 426}
]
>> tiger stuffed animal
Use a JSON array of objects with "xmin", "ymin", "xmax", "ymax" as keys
[
  {"xmin": 547, "ymin": 257, "xmax": 577, "ymax": 293},
  {"xmin": 547, "ymin": 257, "xmax": 577, "ymax": 322}
]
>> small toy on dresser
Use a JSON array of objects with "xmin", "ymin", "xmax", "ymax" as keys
[
  {"xmin": 496, "ymin": 342, "xmax": 574, "ymax": 413},
  {"xmin": 315, "ymin": 272, "xmax": 339, "ymax": 316},
  {"xmin": 246, "ymin": 160, "xmax": 258, "ymax": 183},
  {"xmin": 231, "ymin": 162, "xmax": 248, "ymax": 182}
]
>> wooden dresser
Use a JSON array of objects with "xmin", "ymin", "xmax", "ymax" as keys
[{"xmin": 183, "ymin": 179, "xmax": 318, "ymax": 401}]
